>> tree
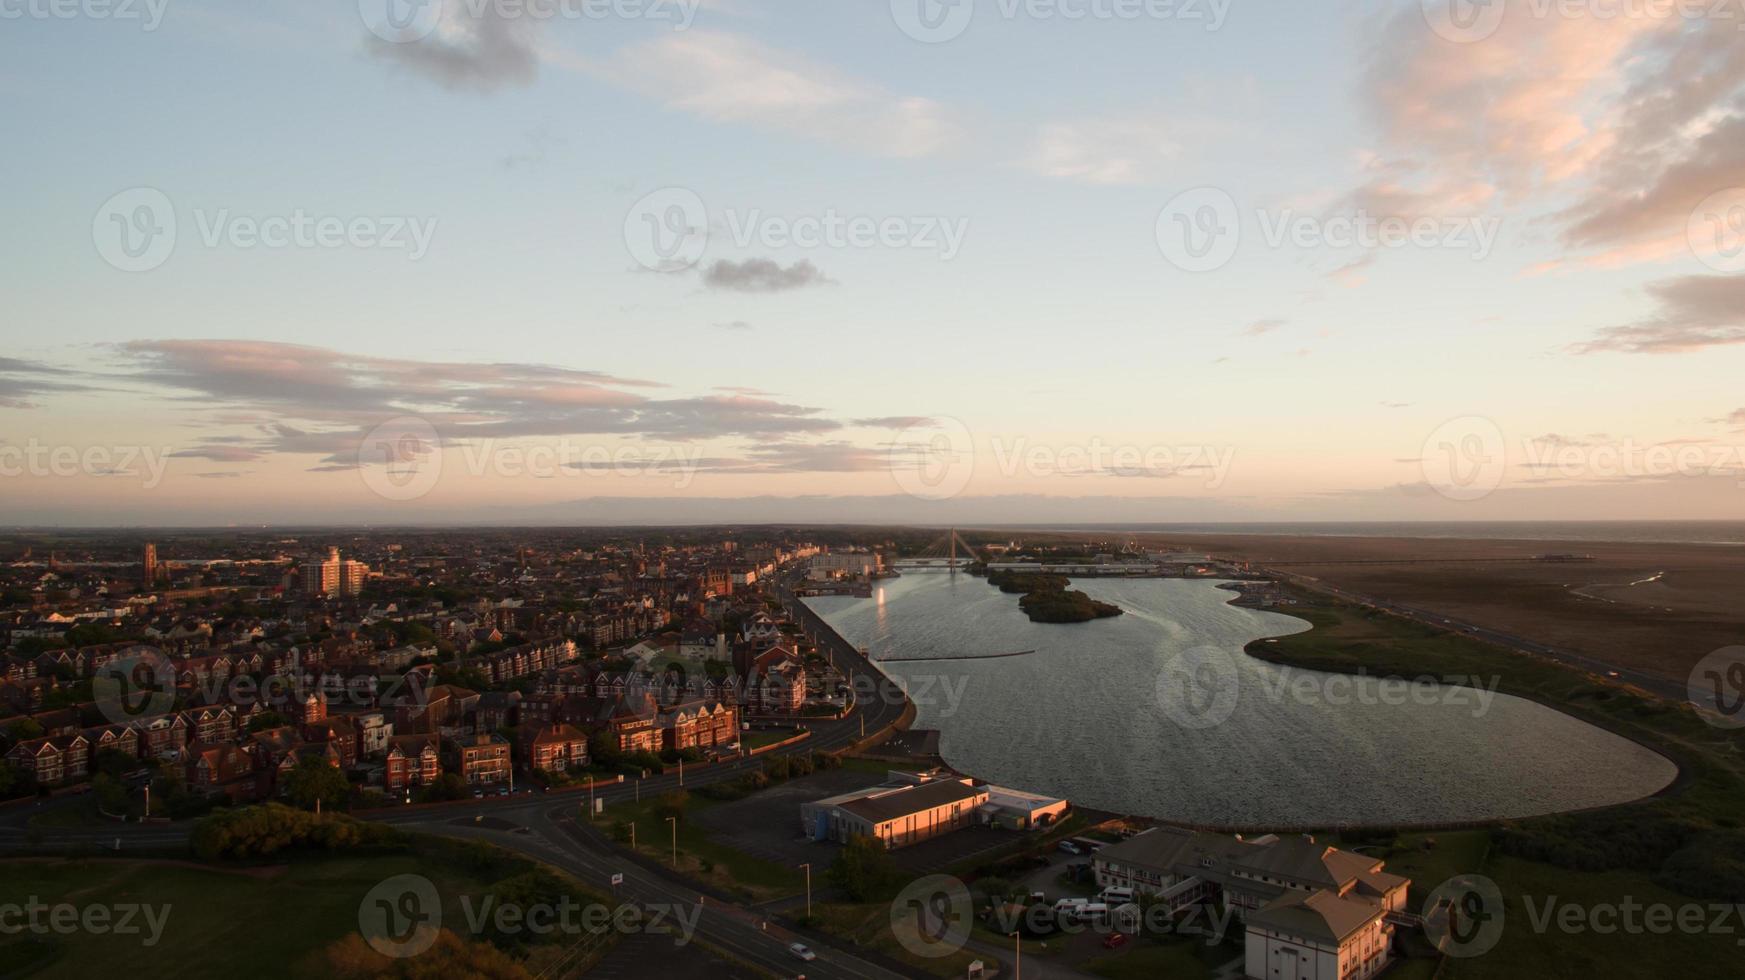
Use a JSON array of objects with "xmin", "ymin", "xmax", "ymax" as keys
[
  {"xmin": 284, "ymin": 755, "xmax": 351, "ymax": 811},
  {"xmin": 419, "ymin": 773, "xmax": 470, "ymax": 803},
  {"xmin": 325, "ymin": 929, "xmax": 532, "ymax": 980},
  {"xmin": 248, "ymin": 710, "xmax": 289, "ymax": 732},
  {"xmin": 826, "ymin": 833, "xmax": 901, "ymax": 902},
  {"xmin": 93, "ymin": 748, "xmax": 137, "ymax": 781},
  {"xmin": 5, "ymin": 718, "xmax": 44, "ymax": 745}
]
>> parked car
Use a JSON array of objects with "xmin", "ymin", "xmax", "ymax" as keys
[
  {"xmin": 1103, "ymin": 932, "xmax": 1128, "ymax": 949},
  {"xmin": 1057, "ymin": 841, "xmax": 1082, "ymax": 855},
  {"xmin": 787, "ymin": 942, "xmax": 816, "ymax": 962}
]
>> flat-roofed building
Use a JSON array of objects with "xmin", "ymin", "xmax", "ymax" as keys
[{"xmin": 802, "ymin": 776, "xmax": 990, "ymax": 848}]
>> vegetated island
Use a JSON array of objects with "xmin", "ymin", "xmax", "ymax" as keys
[{"xmin": 985, "ymin": 569, "xmax": 1123, "ymax": 623}]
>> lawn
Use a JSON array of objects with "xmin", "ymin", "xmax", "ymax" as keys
[
  {"xmin": 1082, "ymin": 937, "xmax": 1236, "ymax": 980},
  {"xmin": 594, "ymin": 792, "xmax": 805, "ymax": 902},
  {"xmin": 811, "ymin": 900, "xmax": 989, "ymax": 978},
  {"xmin": 0, "ymin": 842, "xmax": 618, "ymax": 979}
]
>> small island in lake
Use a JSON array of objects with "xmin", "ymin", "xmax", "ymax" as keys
[{"xmin": 985, "ymin": 569, "xmax": 1124, "ymax": 623}]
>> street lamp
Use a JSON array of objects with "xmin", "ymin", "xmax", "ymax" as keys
[
  {"xmin": 665, "ymin": 816, "xmax": 677, "ymax": 869},
  {"xmin": 798, "ymin": 863, "xmax": 811, "ymax": 919},
  {"xmin": 1008, "ymin": 931, "xmax": 1021, "ymax": 979}
]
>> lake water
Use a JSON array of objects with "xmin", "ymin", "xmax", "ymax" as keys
[{"xmin": 806, "ymin": 572, "xmax": 1678, "ymax": 826}]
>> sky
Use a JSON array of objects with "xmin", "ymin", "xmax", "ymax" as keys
[{"xmin": 1, "ymin": 0, "xmax": 1742, "ymax": 525}]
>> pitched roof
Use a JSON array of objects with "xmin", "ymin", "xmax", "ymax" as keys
[{"xmin": 1248, "ymin": 889, "xmax": 1384, "ymax": 945}]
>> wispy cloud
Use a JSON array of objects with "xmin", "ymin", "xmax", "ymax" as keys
[
  {"xmin": 702, "ymin": 258, "xmax": 831, "ymax": 292},
  {"xmin": 1570, "ymin": 275, "xmax": 1745, "ymax": 353}
]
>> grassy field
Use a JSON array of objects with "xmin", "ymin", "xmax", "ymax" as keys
[
  {"xmin": 0, "ymin": 841, "xmax": 620, "ymax": 979},
  {"xmin": 597, "ymin": 792, "xmax": 805, "ymax": 902},
  {"xmin": 1251, "ymin": 592, "xmax": 1745, "ymax": 979},
  {"xmin": 811, "ymin": 900, "xmax": 988, "ymax": 978}
]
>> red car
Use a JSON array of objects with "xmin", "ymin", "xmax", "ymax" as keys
[{"xmin": 1102, "ymin": 933, "xmax": 1129, "ymax": 949}]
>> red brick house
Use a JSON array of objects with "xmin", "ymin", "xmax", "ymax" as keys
[
  {"xmin": 527, "ymin": 724, "xmax": 589, "ymax": 773},
  {"xmin": 458, "ymin": 733, "xmax": 510, "ymax": 785},
  {"xmin": 384, "ymin": 735, "xmax": 441, "ymax": 795}
]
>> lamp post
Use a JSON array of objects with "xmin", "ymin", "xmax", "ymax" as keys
[
  {"xmin": 798, "ymin": 863, "xmax": 811, "ymax": 919},
  {"xmin": 665, "ymin": 816, "xmax": 677, "ymax": 869},
  {"xmin": 1008, "ymin": 931, "xmax": 1021, "ymax": 979}
]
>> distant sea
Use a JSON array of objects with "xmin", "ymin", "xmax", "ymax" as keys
[{"xmin": 1022, "ymin": 521, "xmax": 1745, "ymax": 546}]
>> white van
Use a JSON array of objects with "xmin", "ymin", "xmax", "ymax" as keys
[
  {"xmin": 1073, "ymin": 903, "xmax": 1110, "ymax": 924},
  {"xmin": 1100, "ymin": 887, "xmax": 1135, "ymax": 905},
  {"xmin": 1052, "ymin": 898, "xmax": 1089, "ymax": 915}
]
